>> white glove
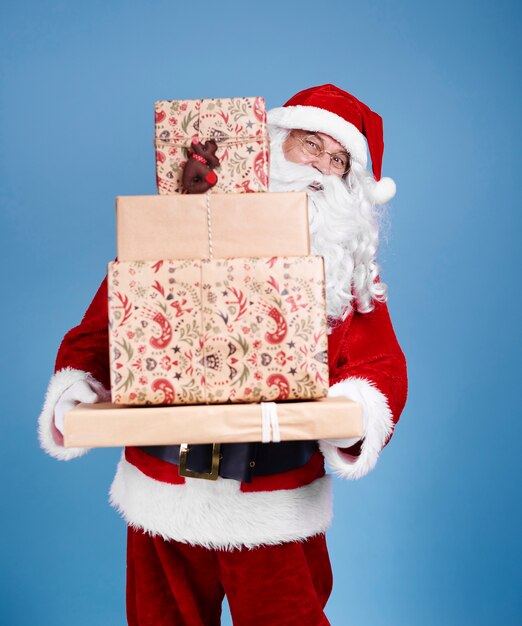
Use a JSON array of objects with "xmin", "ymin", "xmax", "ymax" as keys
[
  {"xmin": 323, "ymin": 383, "xmax": 369, "ymax": 448},
  {"xmin": 54, "ymin": 380, "xmax": 105, "ymax": 435}
]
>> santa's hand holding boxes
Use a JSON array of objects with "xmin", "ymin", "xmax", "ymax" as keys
[{"xmin": 38, "ymin": 84, "xmax": 407, "ymax": 625}]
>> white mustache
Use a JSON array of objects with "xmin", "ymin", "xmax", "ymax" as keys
[
  {"xmin": 269, "ymin": 151, "xmax": 346, "ymax": 196},
  {"xmin": 270, "ymin": 161, "xmax": 321, "ymax": 190},
  {"xmin": 268, "ymin": 138, "xmax": 325, "ymax": 192}
]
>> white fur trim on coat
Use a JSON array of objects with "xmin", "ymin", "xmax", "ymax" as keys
[
  {"xmin": 319, "ymin": 377, "xmax": 394, "ymax": 480},
  {"xmin": 38, "ymin": 368, "xmax": 108, "ymax": 461},
  {"xmin": 268, "ymin": 106, "xmax": 368, "ymax": 169},
  {"xmin": 109, "ymin": 455, "xmax": 333, "ymax": 550}
]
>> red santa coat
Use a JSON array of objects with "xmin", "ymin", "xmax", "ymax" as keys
[{"xmin": 38, "ymin": 275, "xmax": 407, "ymax": 549}]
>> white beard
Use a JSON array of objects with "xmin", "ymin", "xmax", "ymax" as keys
[{"xmin": 268, "ymin": 125, "xmax": 387, "ymax": 323}]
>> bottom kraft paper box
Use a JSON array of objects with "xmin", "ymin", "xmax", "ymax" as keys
[{"xmin": 63, "ymin": 397, "xmax": 363, "ymax": 448}]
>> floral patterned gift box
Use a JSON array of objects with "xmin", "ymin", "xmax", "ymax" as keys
[
  {"xmin": 154, "ymin": 97, "xmax": 269, "ymax": 195},
  {"xmin": 108, "ymin": 256, "xmax": 328, "ymax": 406}
]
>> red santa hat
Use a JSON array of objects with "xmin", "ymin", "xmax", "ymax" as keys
[{"xmin": 268, "ymin": 83, "xmax": 396, "ymax": 204}]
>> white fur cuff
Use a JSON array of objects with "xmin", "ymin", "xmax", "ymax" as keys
[
  {"xmin": 38, "ymin": 368, "xmax": 108, "ymax": 461},
  {"xmin": 319, "ymin": 377, "xmax": 394, "ymax": 480}
]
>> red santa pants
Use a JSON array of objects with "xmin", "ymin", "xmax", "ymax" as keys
[{"xmin": 126, "ymin": 527, "xmax": 333, "ymax": 626}]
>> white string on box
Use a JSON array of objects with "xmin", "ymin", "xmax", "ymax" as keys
[
  {"xmin": 270, "ymin": 403, "xmax": 281, "ymax": 442},
  {"xmin": 261, "ymin": 402, "xmax": 281, "ymax": 443},
  {"xmin": 200, "ymin": 192, "xmax": 213, "ymax": 403},
  {"xmin": 206, "ymin": 191, "xmax": 213, "ymax": 260}
]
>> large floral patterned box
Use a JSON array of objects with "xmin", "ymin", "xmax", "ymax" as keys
[
  {"xmin": 108, "ymin": 256, "xmax": 328, "ymax": 405},
  {"xmin": 154, "ymin": 97, "xmax": 269, "ymax": 194}
]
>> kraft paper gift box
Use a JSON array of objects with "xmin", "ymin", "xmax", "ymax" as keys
[
  {"xmin": 115, "ymin": 192, "xmax": 310, "ymax": 261},
  {"xmin": 154, "ymin": 97, "xmax": 269, "ymax": 194},
  {"xmin": 63, "ymin": 397, "xmax": 363, "ymax": 448},
  {"xmin": 108, "ymin": 256, "xmax": 328, "ymax": 405}
]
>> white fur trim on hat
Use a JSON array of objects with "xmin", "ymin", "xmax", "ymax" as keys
[
  {"xmin": 38, "ymin": 368, "xmax": 109, "ymax": 461},
  {"xmin": 268, "ymin": 105, "xmax": 368, "ymax": 168},
  {"xmin": 319, "ymin": 377, "xmax": 394, "ymax": 479},
  {"xmin": 109, "ymin": 455, "xmax": 333, "ymax": 550}
]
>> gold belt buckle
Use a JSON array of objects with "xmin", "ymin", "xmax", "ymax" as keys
[{"xmin": 178, "ymin": 443, "xmax": 221, "ymax": 481}]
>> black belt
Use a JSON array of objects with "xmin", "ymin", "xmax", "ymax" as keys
[{"xmin": 139, "ymin": 441, "xmax": 319, "ymax": 483}]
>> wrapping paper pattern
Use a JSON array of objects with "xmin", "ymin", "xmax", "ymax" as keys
[
  {"xmin": 108, "ymin": 257, "xmax": 328, "ymax": 405},
  {"xmin": 154, "ymin": 97, "xmax": 269, "ymax": 194}
]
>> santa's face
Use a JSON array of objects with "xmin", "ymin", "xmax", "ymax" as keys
[
  {"xmin": 269, "ymin": 123, "xmax": 381, "ymax": 322},
  {"xmin": 282, "ymin": 130, "xmax": 350, "ymax": 177}
]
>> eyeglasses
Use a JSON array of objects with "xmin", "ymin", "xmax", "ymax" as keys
[{"xmin": 291, "ymin": 131, "xmax": 351, "ymax": 174}]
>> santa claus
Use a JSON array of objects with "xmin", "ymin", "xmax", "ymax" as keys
[{"xmin": 38, "ymin": 84, "xmax": 407, "ymax": 625}]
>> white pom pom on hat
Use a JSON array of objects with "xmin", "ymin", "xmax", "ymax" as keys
[
  {"xmin": 268, "ymin": 83, "xmax": 396, "ymax": 204},
  {"xmin": 367, "ymin": 176, "xmax": 397, "ymax": 205}
]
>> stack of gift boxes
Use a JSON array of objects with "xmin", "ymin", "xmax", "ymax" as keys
[{"xmin": 63, "ymin": 96, "xmax": 362, "ymax": 449}]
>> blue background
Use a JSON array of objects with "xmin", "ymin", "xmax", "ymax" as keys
[{"xmin": 1, "ymin": 0, "xmax": 521, "ymax": 624}]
